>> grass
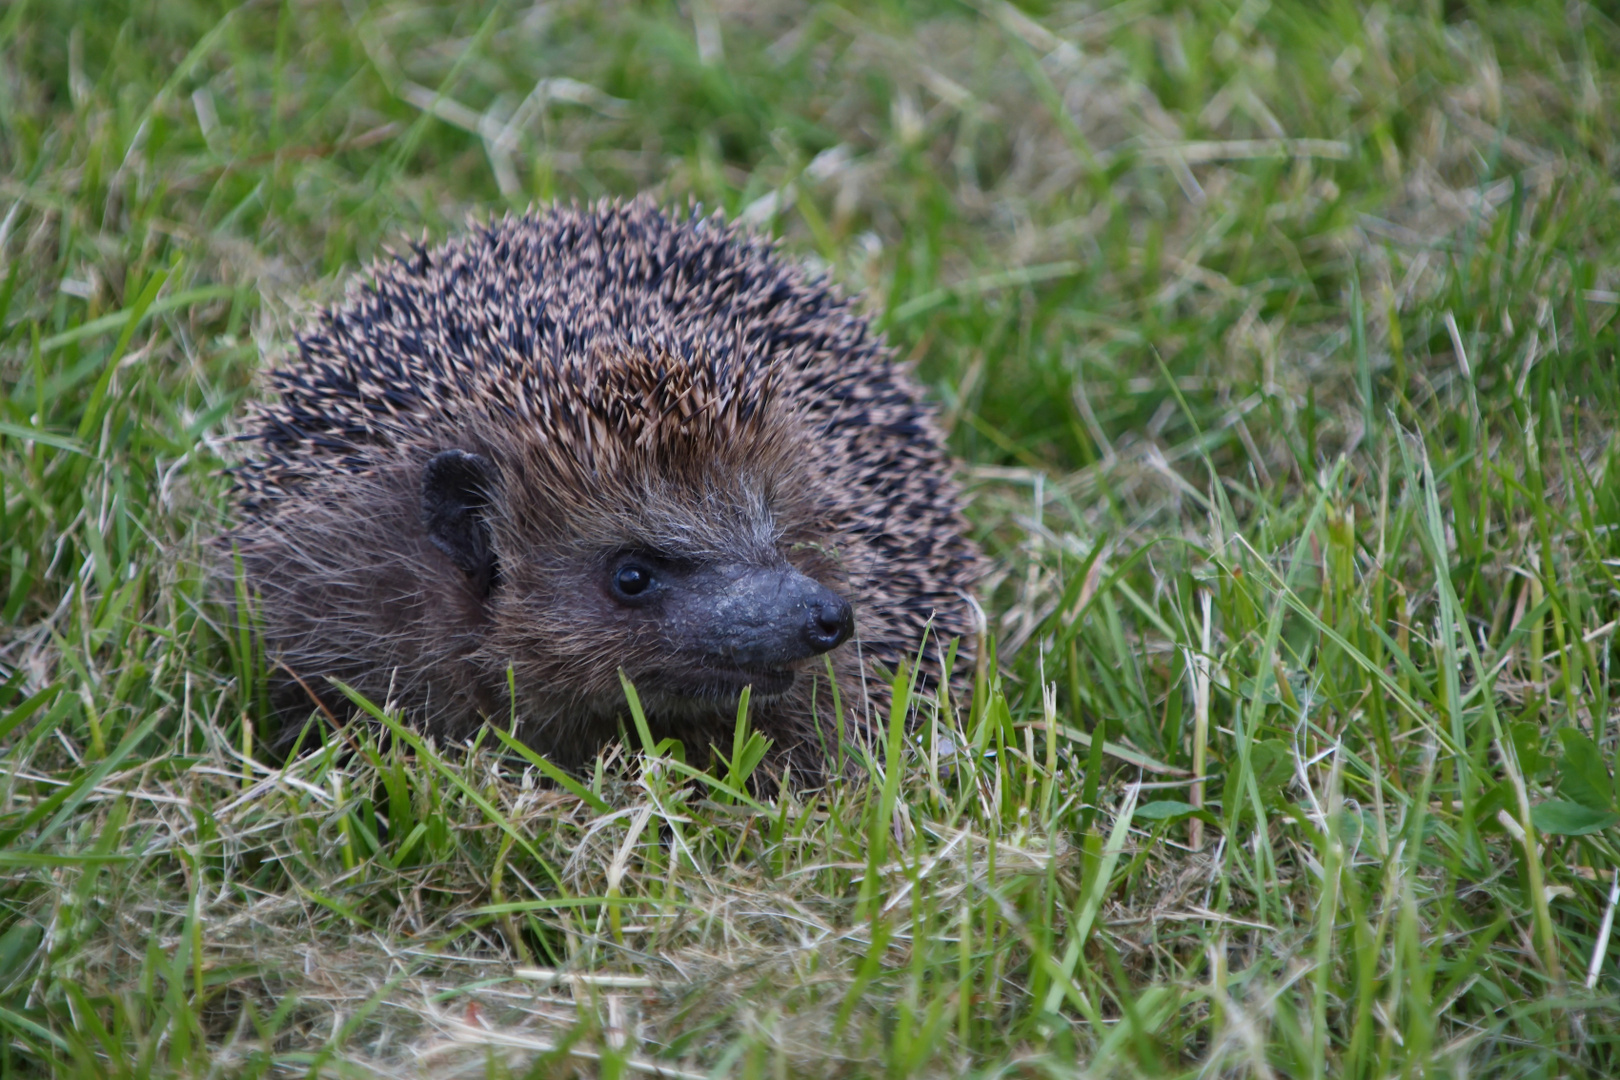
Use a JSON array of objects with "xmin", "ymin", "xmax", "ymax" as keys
[{"xmin": 3, "ymin": 0, "xmax": 1620, "ymax": 1074}]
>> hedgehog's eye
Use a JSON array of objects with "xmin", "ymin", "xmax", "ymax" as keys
[{"xmin": 611, "ymin": 563, "xmax": 656, "ymax": 601}]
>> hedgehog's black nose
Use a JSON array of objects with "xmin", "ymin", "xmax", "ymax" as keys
[{"xmin": 803, "ymin": 590, "xmax": 854, "ymax": 655}]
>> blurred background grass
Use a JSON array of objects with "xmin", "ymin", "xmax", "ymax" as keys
[{"xmin": 3, "ymin": 0, "xmax": 1620, "ymax": 1076}]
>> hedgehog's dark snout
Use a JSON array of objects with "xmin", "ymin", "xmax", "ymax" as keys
[
  {"xmin": 608, "ymin": 555, "xmax": 854, "ymax": 691},
  {"xmin": 686, "ymin": 565, "xmax": 853, "ymax": 671}
]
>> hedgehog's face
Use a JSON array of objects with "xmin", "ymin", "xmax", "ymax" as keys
[{"xmin": 421, "ymin": 447, "xmax": 855, "ymax": 711}]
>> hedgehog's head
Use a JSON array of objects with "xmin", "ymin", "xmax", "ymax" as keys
[{"xmin": 419, "ymin": 339, "xmax": 859, "ymax": 722}]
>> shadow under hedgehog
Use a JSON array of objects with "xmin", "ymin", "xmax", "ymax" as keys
[{"xmin": 224, "ymin": 197, "xmax": 986, "ymax": 779}]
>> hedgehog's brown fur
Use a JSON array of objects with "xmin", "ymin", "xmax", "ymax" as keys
[{"xmin": 226, "ymin": 198, "xmax": 984, "ymax": 776}]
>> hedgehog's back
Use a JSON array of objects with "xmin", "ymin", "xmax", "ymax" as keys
[{"xmin": 238, "ymin": 200, "xmax": 889, "ymax": 508}]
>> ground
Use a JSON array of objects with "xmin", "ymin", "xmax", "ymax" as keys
[{"xmin": 3, "ymin": 1, "xmax": 1620, "ymax": 1076}]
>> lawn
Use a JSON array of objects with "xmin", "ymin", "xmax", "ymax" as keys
[{"xmin": 3, "ymin": 0, "xmax": 1620, "ymax": 1075}]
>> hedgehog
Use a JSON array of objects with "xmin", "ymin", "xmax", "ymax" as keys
[{"xmin": 225, "ymin": 198, "xmax": 985, "ymax": 777}]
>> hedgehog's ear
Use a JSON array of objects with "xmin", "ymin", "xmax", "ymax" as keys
[{"xmin": 422, "ymin": 450, "xmax": 499, "ymax": 594}]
